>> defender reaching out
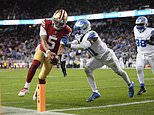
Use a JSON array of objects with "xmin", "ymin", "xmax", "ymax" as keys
[{"xmin": 66, "ymin": 19, "xmax": 134, "ymax": 102}]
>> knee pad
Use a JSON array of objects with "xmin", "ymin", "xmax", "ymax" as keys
[{"xmin": 38, "ymin": 78, "xmax": 46, "ymax": 84}]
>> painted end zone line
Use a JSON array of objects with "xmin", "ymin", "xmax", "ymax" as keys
[
  {"xmin": 49, "ymin": 100, "xmax": 154, "ymax": 112},
  {"xmin": 2, "ymin": 106, "xmax": 75, "ymax": 115}
]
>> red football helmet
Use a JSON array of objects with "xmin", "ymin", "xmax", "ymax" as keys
[{"xmin": 52, "ymin": 9, "xmax": 68, "ymax": 30}]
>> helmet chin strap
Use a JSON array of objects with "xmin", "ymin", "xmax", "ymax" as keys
[
  {"xmin": 52, "ymin": 19, "xmax": 65, "ymax": 30},
  {"xmin": 53, "ymin": 24, "xmax": 61, "ymax": 30}
]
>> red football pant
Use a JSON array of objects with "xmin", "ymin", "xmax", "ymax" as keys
[{"xmin": 26, "ymin": 60, "xmax": 41, "ymax": 83}]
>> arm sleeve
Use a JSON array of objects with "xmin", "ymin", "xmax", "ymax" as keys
[
  {"xmin": 87, "ymin": 31, "xmax": 99, "ymax": 44},
  {"xmin": 71, "ymin": 40, "xmax": 79, "ymax": 44},
  {"xmin": 71, "ymin": 40, "xmax": 91, "ymax": 49},
  {"xmin": 39, "ymin": 26, "xmax": 47, "ymax": 36},
  {"xmin": 70, "ymin": 44, "xmax": 84, "ymax": 49}
]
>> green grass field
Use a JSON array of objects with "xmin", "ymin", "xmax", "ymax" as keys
[{"xmin": 0, "ymin": 68, "xmax": 154, "ymax": 115}]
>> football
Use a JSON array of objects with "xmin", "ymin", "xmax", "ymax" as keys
[{"xmin": 51, "ymin": 57, "xmax": 59, "ymax": 65}]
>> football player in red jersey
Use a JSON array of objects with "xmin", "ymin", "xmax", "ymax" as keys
[{"xmin": 18, "ymin": 9, "xmax": 72, "ymax": 97}]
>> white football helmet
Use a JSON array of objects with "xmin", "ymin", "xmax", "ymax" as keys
[
  {"xmin": 73, "ymin": 19, "xmax": 91, "ymax": 40},
  {"xmin": 52, "ymin": 9, "xmax": 68, "ymax": 30},
  {"xmin": 135, "ymin": 16, "xmax": 148, "ymax": 32}
]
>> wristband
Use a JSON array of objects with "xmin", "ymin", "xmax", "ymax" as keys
[
  {"xmin": 45, "ymin": 50, "xmax": 50, "ymax": 57},
  {"xmin": 46, "ymin": 50, "xmax": 50, "ymax": 54}
]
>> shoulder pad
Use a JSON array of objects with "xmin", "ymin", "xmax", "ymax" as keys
[
  {"xmin": 151, "ymin": 30, "xmax": 154, "ymax": 34},
  {"xmin": 63, "ymin": 25, "xmax": 72, "ymax": 35},
  {"xmin": 43, "ymin": 19, "xmax": 52, "ymax": 25},
  {"xmin": 87, "ymin": 31, "xmax": 98, "ymax": 43},
  {"xmin": 41, "ymin": 19, "xmax": 52, "ymax": 29}
]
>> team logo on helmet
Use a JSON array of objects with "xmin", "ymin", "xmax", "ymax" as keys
[
  {"xmin": 135, "ymin": 16, "xmax": 148, "ymax": 33},
  {"xmin": 52, "ymin": 9, "xmax": 68, "ymax": 30},
  {"xmin": 72, "ymin": 19, "xmax": 91, "ymax": 41}
]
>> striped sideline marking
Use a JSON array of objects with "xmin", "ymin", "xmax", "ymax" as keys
[
  {"xmin": 2, "ymin": 106, "xmax": 75, "ymax": 115},
  {"xmin": 49, "ymin": 100, "xmax": 154, "ymax": 112}
]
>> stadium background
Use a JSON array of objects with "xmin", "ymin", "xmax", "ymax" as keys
[
  {"xmin": 0, "ymin": 0, "xmax": 154, "ymax": 115},
  {"xmin": 0, "ymin": 0, "xmax": 154, "ymax": 69}
]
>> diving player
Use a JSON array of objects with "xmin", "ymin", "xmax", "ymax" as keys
[
  {"xmin": 67, "ymin": 19, "xmax": 134, "ymax": 102},
  {"xmin": 18, "ymin": 9, "xmax": 72, "ymax": 97},
  {"xmin": 134, "ymin": 16, "xmax": 154, "ymax": 95}
]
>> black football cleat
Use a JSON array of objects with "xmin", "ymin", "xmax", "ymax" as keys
[{"xmin": 137, "ymin": 87, "xmax": 146, "ymax": 95}]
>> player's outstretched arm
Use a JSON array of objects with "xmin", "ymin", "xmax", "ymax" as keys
[{"xmin": 69, "ymin": 39, "xmax": 91, "ymax": 49}]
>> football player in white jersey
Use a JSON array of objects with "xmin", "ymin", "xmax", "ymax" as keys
[
  {"xmin": 66, "ymin": 19, "xmax": 134, "ymax": 102},
  {"xmin": 134, "ymin": 16, "xmax": 154, "ymax": 95}
]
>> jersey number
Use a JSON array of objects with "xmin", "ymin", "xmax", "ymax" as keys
[
  {"xmin": 48, "ymin": 36, "xmax": 58, "ymax": 49},
  {"xmin": 135, "ymin": 39, "xmax": 146, "ymax": 47}
]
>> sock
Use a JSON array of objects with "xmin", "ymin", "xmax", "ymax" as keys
[
  {"xmin": 85, "ymin": 67, "xmax": 98, "ymax": 93},
  {"xmin": 140, "ymin": 83, "xmax": 145, "ymax": 89},
  {"xmin": 118, "ymin": 69, "xmax": 131, "ymax": 85},
  {"xmin": 87, "ymin": 75, "xmax": 98, "ymax": 93},
  {"xmin": 26, "ymin": 60, "xmax": 41, "ymax": 83},
  {"xmin": 93, "ymin": 90, "xmax": 99, "ymax": 93},
  {"xmin": 39, "ymin": 79, "xmax": 46, "ymax": 84},
  {"xmin": 24, "ymin": 82, "xmax": 30, "ymax": 89},
  {"xmin": 128, "ymin": 83, "xmax": 132, "ymax": 87},
  {"xmin": 137, "ymin": 68, "xmax": 144, "ymax": 84}
]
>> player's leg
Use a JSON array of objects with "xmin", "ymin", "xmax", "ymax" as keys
[
  {"xmin": 105, "ymin": 49, "xmax": 134, "ymax": 97},
  {"xmin": 18, "ymin": 46, "xmax": 44, "ymax": 97},
  {"xmin": 85, "ymin": 57, "xmax": 102, "ymax": 102},
  {"xmin": 33, "ymin": 57, "xmax": 53, "ymax": 100},
  {"xmin": 60, "ymin": 61, "xmax": 67, "ymax": 77},
  {"xmin": 136, "ymin": 53, "xmax": 146, "ymax": 95}
]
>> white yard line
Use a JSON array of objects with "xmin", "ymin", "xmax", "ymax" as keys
[
  {"xmin": 2, "ymin": 106, "xmax": 75, "ymax": 115},
  {"xmin": 49, "ymin": 100, "xmax": 154, "ymax": 112},
  {"xmin": 2, "ymin": 100, "xmax": 154, "ymax": 114}
]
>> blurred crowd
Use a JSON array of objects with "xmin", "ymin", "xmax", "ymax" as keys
[
  {"xmin": 0, "ymin": 18, "xmax": 138, "ymax": 68},
  {"xmin": 0, "ymin": 25, "xmax": 39, "ymax": 68},
  {"xmin": 0, "ymin": 0, "xmax": 153, "ymax": 20},
  {"xmin": 0, "ymin": 0, "xmax": 153, "ymax": 68}
]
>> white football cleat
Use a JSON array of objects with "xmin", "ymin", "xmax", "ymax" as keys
[
  {"xmin": 33, "ymin": 85, "xmax": 38, "ymax": 101},
  {"xmin": 18, "ymin": 88, "xmax": 29, "ymax": 97},
  {"xmin": 33, "ymin": 90, "xmax": 37, "ymax": 101}
]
